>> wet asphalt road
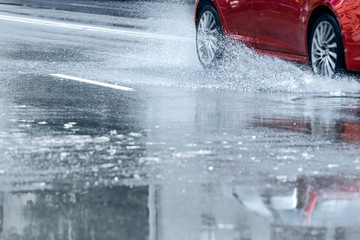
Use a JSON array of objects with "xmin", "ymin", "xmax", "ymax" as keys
[{"xmin": 1, "ymin": 1, "xmax": 360, "ymax": 239}]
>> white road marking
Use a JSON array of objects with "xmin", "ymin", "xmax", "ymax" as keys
[
  {"xmin": 49, "ymin": 74, "xmax": 136, "ymax": 92},
  {"xmin": 69, "ymin": 3, "xmax": 120, "ymax": 10},
  {"xmin": 0, "ymin": 14, "xmax": 192, "ymax": 41}
]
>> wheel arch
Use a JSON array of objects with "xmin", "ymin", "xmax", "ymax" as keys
[
  {"xmin": 306, "ymin": 4, "xmax": 346, "ymax": 74},
  {"xmin": 195, "ymin": 0, "xmax": 218, "ymax": 27},
  {"xmin": 307, "ymin": 6, "xmax": 339, "ymax": 49}
]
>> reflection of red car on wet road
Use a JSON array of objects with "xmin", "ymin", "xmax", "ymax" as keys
[
  {"xmin": 195, "ymin": 0, "xmax": 360, "ymax": 77},
  {"xmin": 230, "ymin": 176, "xmax": 360, "ymax": 227},
  {"xmin": 258, "ymin": 116, "xmax": 360, "ymax": 144},
  {"xmin": 295, "ymin": 177, "xmax": 360, "ymax": 226}
]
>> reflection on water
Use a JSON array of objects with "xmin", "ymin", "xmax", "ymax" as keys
[
  {"xmin": 258, "ymin": 115, "xmax": 360, "ymax": 144},
  {"xmin": 253, "ymin": 95, "xmax": 360, "ymax": 144},
  {"xmin": 1, "ymin": 76, "xmax": 360, "ymax": 239},
  {"xmin": 2, "ymin": 176, "xmax": 360, "ymax": 240},
  {"xmin": 2, "ymin": 187, "xmax": 149, "ymax": 240}
]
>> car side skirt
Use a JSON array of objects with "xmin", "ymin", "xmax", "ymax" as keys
[{"xmin": 227, "ymin": 35, "xmax": 310, "ymax": 64}]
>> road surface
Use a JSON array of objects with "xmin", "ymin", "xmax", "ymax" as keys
[{"xmin": 1, "ymin": 1, "xmax": 360, "ymax": 239}]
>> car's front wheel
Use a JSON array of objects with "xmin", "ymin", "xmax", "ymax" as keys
[
  {"xmin": 196, "ymin": 5, "xmax": 224, "ymax": 68},
  {"xmin": 309, "ymin": 14, "xmax": 344, "ymax": 77}
]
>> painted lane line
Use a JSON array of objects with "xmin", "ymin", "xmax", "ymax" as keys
[
  {"xmin": 49, "ymin": 74, "xmax": 135, "ymax": 92},
  {"xmin": 0, "ymin": 14, "xmax": 192, "ymax": 41},
  {"xmin": 0, "ymin": 15, "xmax": 84, "ymax": 29}
]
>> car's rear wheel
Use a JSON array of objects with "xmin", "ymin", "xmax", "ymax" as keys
[
  {"xmin": 196, "ymin": 5, "xmax": 224, "ymax": 68},
  {"xmin": 309, "ymin": 14, "xmax": 344, "ymax": 77}
]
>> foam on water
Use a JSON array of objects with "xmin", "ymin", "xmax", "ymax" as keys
[
  {"xmin": 146, "ymin": 38, "xmax": 359, "ymax": 94},
  {"xmin": 203, "ymin": 41, "xmax": 360, "ymax": 94},
  {"xmin": 106, "ymin": 34, "xmax": 359, "ymax": 95}
]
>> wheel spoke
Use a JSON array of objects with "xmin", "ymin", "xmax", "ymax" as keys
[
  {"xmin": 320, "ymin": 23, "xmax": 326, "ymax": 42},
  {"xmin": 209, "ymin": 35, "xmax": 218, "ymax": 44},
  {"xmin": 198, "ymin": 43, "xmax": 206, "ymax": 57},
  {"xmin": 328, "ymin": 50, "xmax": 337, "ymax": 59},
  {"xmin": 207, "ymin": 43, "xmax": 214, "ymax": 59},
  {"xmin": 324, "ymin": 63, "xmax": 329, "ymax": 76},
  {"xmin": 327, "ymin": 33, "xmax": 336, "ymax": 43},
  {"xmin": 317, "ymin": 34, "xmax": 323, "ymax": 49},
  {"xmin": 209, "ymin": 40, "xmax": 218, "ymax": 52},
  {"xmin": 324, "ymin": 24, "xmax": 332, "ymax": 39},
  {"xmin": 315, "ymin": 29, "xmax": 322, "ymax": 47},
  {"xmin": 327, "ymin": 42, "xmax": 337, "ymax": 48},
  {"xmin": 313, "ymin": 37, "xmax": 321, "ymax": 51},
  {"xmin": 199, "ymin": 18, "xmax": 205, "ymax": 29},
  {"xmin": 325, "ymin": 59, "xmax": 332, "ymax": 76},
  {"xmin": 313, "ymin": 57, "xmax": 322, "ymax": 66},
  {"xmin": 327, "ymin": 56, "xmax": 336, "ymax": 70},
  {"xmin": 204, "ymin": 13, "xmax": 209, "ymax": 27},
  {"xmin": 208, "ymin": 19, "xmax": 215, "ymax": 29},
  {"xmin": 198, "ymin": 41, "xmax": 206, "ymax": 50},
  {"xmin": 314, "ymin": 50, "xmax": 322, "ymax": 57},
  {"xmin": 206, "ymin": 13, "xmax": 212, "ymax": 28},
  {"xmin": 321, "ymin": 60, "xmax": 326, "ymax": 75}
]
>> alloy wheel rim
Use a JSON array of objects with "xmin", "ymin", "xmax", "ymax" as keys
[
  {"xmin": 311, "ymin": 21, "xmax": 338, "ymax": 77},
  {"xmin": 197, "ymin": 11, "xmax": 220, "ymax": 65}
]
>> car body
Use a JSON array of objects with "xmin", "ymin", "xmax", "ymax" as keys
[{"xmin": 195, "ymin": 0, "xmax": 360, "ymax": 75}]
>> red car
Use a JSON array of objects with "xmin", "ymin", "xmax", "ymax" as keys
[{"xmin": 195, "ymin": 0, "xmax": 360, "ymax": 77}]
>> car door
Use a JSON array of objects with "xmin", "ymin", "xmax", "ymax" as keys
[
  {"xmin": 252, "ymin": 0, "xmax": 306, "ymax": 56},
  {"xmin": 217, "ymin": 0, "xmax": 256, "ymax": 45}
]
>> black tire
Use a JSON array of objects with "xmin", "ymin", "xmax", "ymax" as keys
[
  {"xmin": 309, "ymin": 14, "xmax": 345, "ymax": 77},
  {"xmin": 196, "ymin": 5, "xmax": 225, "ymax": 68}
]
